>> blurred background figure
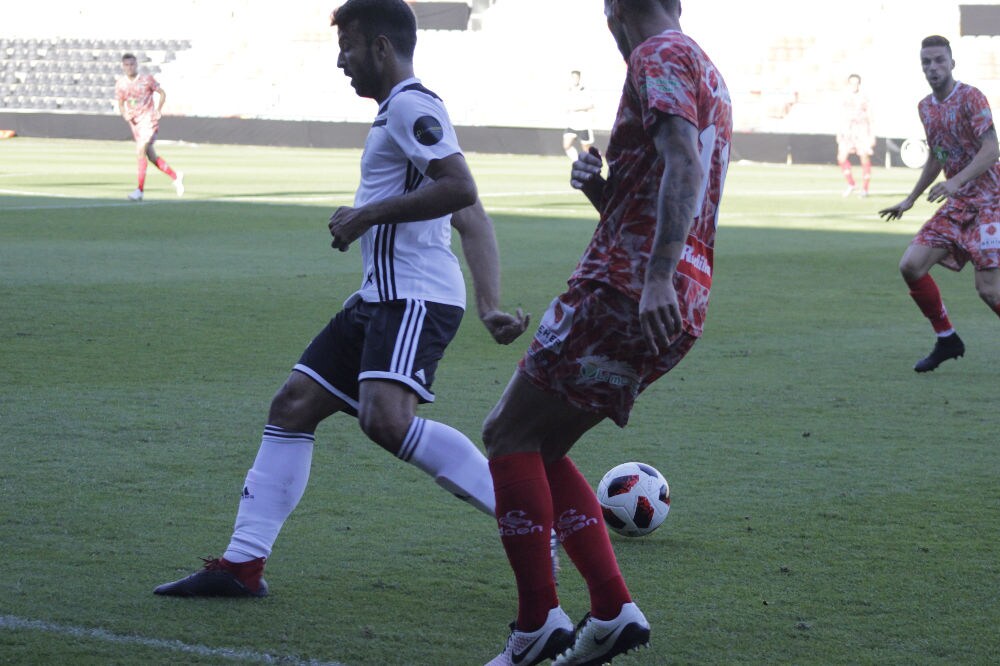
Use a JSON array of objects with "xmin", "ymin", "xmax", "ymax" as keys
[
  {"xmin": 562, "ymin": 70, "xmax": 595, "ymax": 160},
  {"xmin": 836, "ymin": 73, "xmax": 874, "ymax": 197}
]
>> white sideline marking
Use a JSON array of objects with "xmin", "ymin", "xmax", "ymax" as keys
[{"xmin": 0, "ymin": 615, "xmax": 347, "ymax": 666}]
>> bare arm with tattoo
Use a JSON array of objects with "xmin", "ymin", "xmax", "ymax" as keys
[{"xmin": 640, "ymin": 114, "xmax": 704, "ymax": 354}]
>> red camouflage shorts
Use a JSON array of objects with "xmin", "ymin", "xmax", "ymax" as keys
[
  {"xmin": 518, "ymin": 280, "xmax": 699, "ymax": 427},
  {"xmin": 129, "ymin": 116, "xmax": 159, "ymax": 145},
  {"xmin": 914, "ymin": 201, "xmax": 1000, "ymax": 272}
]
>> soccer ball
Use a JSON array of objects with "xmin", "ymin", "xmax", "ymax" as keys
[{"xmin": 596, "ymin": 462, "xmax": 670, "ymax": 537}]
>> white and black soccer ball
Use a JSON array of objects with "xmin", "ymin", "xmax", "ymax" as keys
[{"xmin": 596, "ymin": 462, "xmax": 670, "ymax": 537}]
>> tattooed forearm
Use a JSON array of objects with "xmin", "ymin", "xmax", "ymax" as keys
[{"xmin": 648, "ymin": 116, "xmax": 704, "ymax": 274}]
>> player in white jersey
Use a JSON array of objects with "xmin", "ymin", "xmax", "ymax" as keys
[{"xmin": 154, "ymin": 0, "xmax": 528, "ymax": 600}]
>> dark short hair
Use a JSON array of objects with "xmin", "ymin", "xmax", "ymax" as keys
[
  {"xmin": 121, "ymin": 53, "xmax": 137, "ymax": 62},
  {"xmin": 921, "ymin": 35, "xmax": 952, "ymax": 55},
  {"xmin": 331, "ymin": 0, "xmax": 417, "ymax": 60},
  {"xmin": 848, "ymin": 73, "xmax": 861, "ymax": 83}
]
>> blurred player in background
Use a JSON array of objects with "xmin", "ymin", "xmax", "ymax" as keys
[
  {"xmin": 154, "ymin": 0, "xmax": 528, "ymax": 600},
  {"xmin": 879, "ymin": 35, "xmax": 1000, "ymax": 372},
  {"xmin": 483, "ymin": 0, "xmax": 731, "ymax": 664},
  {"xmin": 836, "ymin": 73, "xmax": 875, "ymax": 197},
  {"xmin": 563, "ymin": 70, "xmax": 596, "ymax": 160},
  {"xmin": 115, "ymin": 53, "xmax": 184, "ymax": 201}
]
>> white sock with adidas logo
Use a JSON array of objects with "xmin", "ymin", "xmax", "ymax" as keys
[{"xmin": 224, "ymin": 425, "xmax": 314, "ymax": 563}]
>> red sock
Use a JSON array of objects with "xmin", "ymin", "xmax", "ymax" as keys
[
  {"xmin": 490, "ymin": 452, "xmax": 557, "ymax": 631},
  {"xmin": 547, "ymin": 457, "xmax": 630, "ymax": 620},
  {"xmin": 137, "ymin": 155, "xmax": 148, "ymax": 190},
  {"xmin": 220, "ymin": 556, "xmax": 265, "ymax": 593},
  {"xmin": 838, "ymin": 160, "xmax": 855, "ymax": 186},
  {"xmin": 906, "ymin": 274, "xmax": 953, "ymax": 334},
  {"xmin": 154, "ymin": 157, "xmax": 177, "ymax": 180}
]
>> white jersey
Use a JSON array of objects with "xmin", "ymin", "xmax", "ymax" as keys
[{"xmin": 350, "ymin": 77, "xmax": 466, "ymax": 309}]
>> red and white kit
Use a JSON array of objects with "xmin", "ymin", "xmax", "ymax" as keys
[
  {"xmin": 522, "ymin": 29, "xmax": 733, "ymax": 426},
  {"xmin": 914, "ymin": 82, "xmax": 1000, "ymax": 270},
  {"xmin": 115, "ymin": 73, "xmax": 161, "ymax": 144}
]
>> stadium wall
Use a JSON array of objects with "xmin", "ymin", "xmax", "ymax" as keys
[{"xmin": 0, "ymin": 111, "xmax": 906, "ymax": 166}]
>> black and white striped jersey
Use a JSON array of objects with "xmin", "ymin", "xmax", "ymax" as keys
[{"xmin": 350, "ymin": 77, "xmax": 466, "ymax": 309}]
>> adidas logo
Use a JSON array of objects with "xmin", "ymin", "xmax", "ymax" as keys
[
  {"xmin": 241, "ymin": 486, "xmax": 255, "ymax": 500},
  {"xmin": 414, "ymin": 368, "xmax": 426, "ymax": 383}
]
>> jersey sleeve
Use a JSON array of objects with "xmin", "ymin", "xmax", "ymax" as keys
[
  {"xmin": 632, "ymin": 36, "xmax": 699, "ymax": 132},
  {"xmin": 965, "ymin": 87, "xmax": 995, "ymax": 138},
  {"xmin": 386, "ymin": 91, "xmax": 462, "ymax": 175}
]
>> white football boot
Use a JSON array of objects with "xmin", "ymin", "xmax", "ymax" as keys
[
  {"xmin": 173, "ymin": 171, "xmax": 185, "ymax": 197},
  {"xmin": 486, "ymin": 606, "xmax": 575, "ymax": 666},
  {"xmin": 553, "ymin": 602, "xmax": 650, "ymax": 665},
  {"xmin": 127, "ymin": 188, "xmax": 143, "ymax": 201}
]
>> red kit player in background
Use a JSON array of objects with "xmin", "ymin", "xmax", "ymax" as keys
[
  {"xmin": 483, "ymin": 0, "xmax": 732, "ymax": 664},
  {"xmin": 836, "ymin": 73, "xmax": 875, "ymax": 198},
  {"xmin": 115, "ymin": 53, "xmax": 184, "ymax": 202},
  {"xmin": 879, "ymin": 35, "xmax": 1000, "ymax": 372}
]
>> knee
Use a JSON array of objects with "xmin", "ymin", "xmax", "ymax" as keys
[
  {"xmin": 976, "ymin": 282, "xmax": 1000, "ymax": 309},
  {"xmin": 899, "ymin": 259, "xmax": 923, "ymax": 283},
  {"xmin": 357, "ymin": 407, "xmax": 409, "ymax": 451},
  {"xmin": 482, "ymin": 409, "xmax": 523, "ymax": 459},
  {"xmin": 481, "ymin": 413, "xmax": 500, "ymax": 458},
  {"xmin": 268, "ymin": 380, "xmax": 316, "ymax": 432}
]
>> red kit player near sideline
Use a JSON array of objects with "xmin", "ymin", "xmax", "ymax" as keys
[
  {"xmin": 836, "ymin": 73, "xmax": 875, "ymax": 197},
  {"xmin": 483, "ymin": 0, "xmax": 731, "ymax": 664},
  {"xmin": 879, "ymin": 35, "xmax": 1000, "ymax": 372},
  {"xmin": 114, "ymin": 53, "xmax": 184, "ymax": 202}
]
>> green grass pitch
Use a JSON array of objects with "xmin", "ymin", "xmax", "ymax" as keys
[{"xmin": 1, "ymin": 138, "xmax": 998, "ymax": 665}]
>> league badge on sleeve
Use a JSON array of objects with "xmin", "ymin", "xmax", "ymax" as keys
[{"xmin": 413, "ymin": 116, "xmax": 444, "ymax": 146}]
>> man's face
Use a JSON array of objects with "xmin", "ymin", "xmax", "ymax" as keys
[
  {"xmin": 920, "ymin": 46, "xmax": 954, "ymax": 91},
  {"xmin": 121, "ymin": 58, "xmax": 138, "ymax": 77},
  {"xmin": 848, "ymin": 76, "xmax": 860, "ymax": 93},
  {"xmin": 337, "ymin": 21, "xmax": 379, "ymax": 99}
]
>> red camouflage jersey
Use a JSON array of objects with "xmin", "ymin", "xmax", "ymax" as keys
[
  {"xmin": 918, "ymin": 82, "xmax": 1000, "ymax": 210},
  {"xmin": 570, "ymin": 30, "xmax": 732, "ymax": 338},
  {"xmin": 115, "ymin": 73, "xmax": 160, "ymax": 123}
]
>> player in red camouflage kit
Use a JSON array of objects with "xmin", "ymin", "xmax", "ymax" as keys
[
  {"xmin": 115, "ymin": 53, "xmax": 184, "ymax": 201},
  {"xmin": 483, "ymin": 1, "xmax": 731, "ymax": 664},
  {"xmin": 879, "ymin": 35, "xmax": 1000, "ymax": 372}
]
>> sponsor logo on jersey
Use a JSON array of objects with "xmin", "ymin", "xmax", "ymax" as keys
[
  {"xmin": 498, "ymin": 510, "xmax": 545, "ymax": 536},
  {"xmin": 413, "ymin": 115, "xmax": 444, "ymax": 146}
]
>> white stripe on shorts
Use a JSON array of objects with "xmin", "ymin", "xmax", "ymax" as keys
[{"xmin": 390, "ymin": 299, "xmax": 427, "ymax": 376}]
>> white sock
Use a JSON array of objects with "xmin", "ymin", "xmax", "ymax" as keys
[
  {"xmin": 398, "ymin": 417, "xmax": 495, "ymax": 517},
  {"xmin": 565, "ymin": 147, "xmax": 579, "ymax": 160},
  {"xmin": 223, "ymin": 425, "xmax": 314, "ymax": 562}
]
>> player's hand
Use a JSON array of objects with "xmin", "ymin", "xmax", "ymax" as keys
[
  {"xmin": 639, "ymin": 274, "xmax": 681, "ymax": 356},
  {"xmin": 570, "ymin": 146, "xmax": 603, "ymax": 190},
  {"xmin": 927, "ymin": 179, "xmax": 960, "ymax": 203},
  {"xmin": 328, "ymin": 205, "xmax": 368, "ymax": 252},
  {"xmin": 480, "ymin": 308, "xmax": 530, "ymax": 345},
  {"xmin": 878, "ymin": 199, "xmax": 913, "ymax": 222}
]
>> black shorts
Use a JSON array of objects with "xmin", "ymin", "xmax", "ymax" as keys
[{"xmin": 293, "ymin": 298, "xmax": 464, "ymax": 415}]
